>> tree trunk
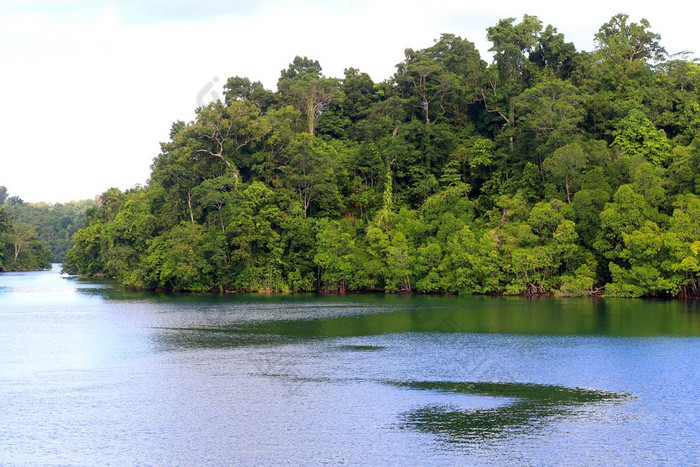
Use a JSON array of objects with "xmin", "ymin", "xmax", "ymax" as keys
[
  {"xmin": 307, "ymin": 99, "xmax": 315, "ymax": 135},
  {"xmin": 12, "ymin": 224, "xmax": 33, "ymax": 262},
  {"xmin": 187, "ymin": 191, "xmax": 195, "ymax": 223}
]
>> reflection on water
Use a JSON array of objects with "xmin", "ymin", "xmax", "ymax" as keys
[
  {"xmin": 387, "ymin": 381, "xmax": 631, "ymax": 444},
  {"xmin": 2, "ymin": 267, "xmax": 699, "ymax": 465},
  {"xmin": 157, "ymin": 295, "xmax": 700, "ymax": 348},
  {"xmin": 337, "ymin": 344, "xmax": 386, "ymax": 351}
]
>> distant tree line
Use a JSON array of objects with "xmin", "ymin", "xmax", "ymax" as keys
[
  {"xmin": 0, "ymin": 186, "xmax": 94, "ymax": 271},
  {"xmin": 63, "ymin": 14, "xmax": 700, "ymax": 298}
]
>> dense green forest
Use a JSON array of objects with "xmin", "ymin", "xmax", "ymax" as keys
[
  {"xmin": 63, "ymin": 14, "xmax": 700, "ymax": 298},
  {"xmin": 0, "ymin": 186, "xmax": 94, "ymax": 271}
]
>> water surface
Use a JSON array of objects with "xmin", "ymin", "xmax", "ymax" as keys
[{"xmin": 1, "ymin": 266, "xmax": 699, "ymax": 465}]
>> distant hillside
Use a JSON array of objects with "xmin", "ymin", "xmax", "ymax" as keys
[{"xmin": 0, "ymin": 187, "xmax": 95, "ymax": 270}]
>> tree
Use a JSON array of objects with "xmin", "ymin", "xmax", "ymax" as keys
[
  {"xmin": 394, "ymin": 34, "xmax": 484, "ymax": 124},
  {"xmin": 339, "ymin": 68, "xmax": 378, "ymax": 124},
  {"xmin": 543, "ymin": 143, "xmax": 588, "ymax": 202},
  {"xmin": 0, "ymin": 205, "xmax": 10, "ymax": 269},
  {"xmin": 605, "ymin": 221, "xmax": 676, "ymax": 297},
  {"xmin": 611, "ymin": 109, "xmax": 672, "ymax": 166},
  {"xmin": 100, "ymin": 191, "xmax": 156, "ymax": 286},
  {"xmin": 653, "ymin": 57, "xmax": 700, "ymax": 143},
  {"xmin": 314, "ymin": 219, "xmax": 358, "ymax": 293},
  {"xmin": 666, "ymin": 193, "xmax": 700, "ymax": 297},
  {"xmin": 514, "ymin": 78, "xmax": 584, "ymax": 167},
  {"xmin": 11, "ymin": 222, "xmax": 35, "ymax": 263},
  {"xmin": 277, "ymin": 56, "xmax": 337, "ymax": 134},
  {"xmin": 144, "ymin": 222, "xmax": 212, "ymax": 291},
  {"xmin": 592, "ymin": 13, "xmax": 666, "ymax": 93},
  {"xmin": 280, "ymin": 134, "xmax": 341, "ymax": 217},
  {"xmin": 487, "ymin": 15, "xmax": 543, "ymax": 87},
  {"xmin": 630, "ymin": 161, "xmax": 666, "ymax": 208},
  {"xmin": 57, "ymin": 23, "xmax": 700, "ymax": 297},
  {"xmin": 530, "ymin": 24, "xmax": 578, "ymax": 79},
  {"xmin": 595, "ymin": 184, "xmax": 657, "ymax": 263},
  {"xmin": 570, "ymin": 188, "xmax": 609, "ymax": 248},
  {"xmin": 191, "ymin": 100, "xmax": 271, "ymax": 181},
  {"xmin": 667, "ymin": 140, "xmax": 700, "ymax": 195},
  {"xmin": 63, "ymin": 221, "xmax": 106, "ymax": 276},
  {"xmin": 482, "ymin": 15, "xmax": 543, "ymax": 135},
  {"xmin": 440, "ymin": 226, "xmax": 501, "ymax": 294},
  {"xmin": 192, "ymin": 172, "xmax": 238, "ymax": 233},
  {"xmin": 396, "ymin": 49, "xmax": 453, "ymax": 123},
  {"xmin": 224, "ymin": 182, "xmax": 285, "ymax": 291},
  {"xmin": 223, "ymin": 76, "xmax": 276, "ymax": 111}
]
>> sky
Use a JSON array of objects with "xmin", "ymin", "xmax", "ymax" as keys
[{"xmin": 1, "ymin": 0, "xmax": 698, "ymax": 203}]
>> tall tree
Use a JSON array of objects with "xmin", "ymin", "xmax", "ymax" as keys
[
  {"xmin": 394, "ymin": 34, "xmax": 485, "ymax": 124},
  {"xmin": 543, "ymin": 143, "xmax": 588, "ymax": 202},
  {"xmin": 593, "ymin": 13, "xmax": 665, "ymax": 92},
  {"xmin": 280, "ymin": 134, "xmax": 341, "ymax": 217},
  {"xmin": 223, "ymin": 76, "xmax": 276, "ymax": 112},
  {"xmin": 611, "ymin": 109, "xmax": 672, "ymax": 166},
  {"xmin": 529, "ymin": 24, "xmax": 578, "ymax": 79},
  {"xmin": 482, "ymin": 14, "xmax": 543, "ymax": 167},
  {"xmin": 277, "ymin": 56, "xmax": 337, "ymax": 134}
]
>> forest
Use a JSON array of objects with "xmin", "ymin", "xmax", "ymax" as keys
[
  {"xmin": 62, "ymin": 14, "xmax": 700, "ymax": 298},
  {"xmin": 0, "ymin": 186, "xmax": 94, "ymax": 271}
]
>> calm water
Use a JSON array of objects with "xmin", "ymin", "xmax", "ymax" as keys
[{"xmin": 1, "ymin": 265, "xmax": 699, "ymax": 466}]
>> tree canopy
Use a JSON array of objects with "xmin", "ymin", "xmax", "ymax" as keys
[
  {"xmin": 0, "ymin": 187, "xmax": 94, "ymax": 271},
  {"xmin": 62, "ymin": 14, "xmax": 700, "ymax": 298}
]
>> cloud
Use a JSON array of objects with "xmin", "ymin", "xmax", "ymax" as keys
[{"xmin": 0, "ymin": 0, "xmax": 272, "ymax": 23}]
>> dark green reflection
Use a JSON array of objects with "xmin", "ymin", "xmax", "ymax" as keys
[
  {"xmin": 336, "ymin": 344, "xmax": 386, "ymax": 351},
  {"xmin": 156, "ymin": 296, "xmax": 700, "ymax": 351},
  {"xmin": 157, "ymin": 328, "xmax": 293, "ymax": 350},
  {"xmin": 386, "ymin": 381, "xmax": 631, "ymax": 443},
  {"xmin": 234, "ymin": 296, "xmax": 700, "ymax": 338},
  {"xmin": 120, "ymin": 293, "xmax": 700, "ymax": 352}
]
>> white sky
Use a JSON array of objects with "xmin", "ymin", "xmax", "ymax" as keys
[{"xmin": 1, "ymin": 0, "xmax": 698, "ymax": 203}]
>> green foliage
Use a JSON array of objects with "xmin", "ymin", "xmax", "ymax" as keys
[
  {"xmin": 144, "ymin": 222, "xmax": 212, "ymax": 291},
  {"xmin": 543, "ymin": 143, "xmax": 587, "ymax": 202},
  {"xmin": 612, "ymin": 109, "xmax": 672, "ymax": 166},
  {"xmin": 61, "ymin": 16, "xmax": 700, "ymax": 298},
  {"xmin": 557, "ymin": 263, "xmax": 596, "ymax": 297},
  {"xmin": 314, "ymin": 219, "xmax": 357, "ymax": 293},
  {"xmin": 440, "ymin": 226, "xmax": 501, "ymax": 294},
  {"xmin": 277, "ymin": 56, "xmax": 337, "ymax": 134},
  {"xmin": 592, "ymin": 14, "xmax": 665, "ymax": 92},
  {"xmin": 0, "ymin": 187, "xmax": 92, "ymax": 270}
]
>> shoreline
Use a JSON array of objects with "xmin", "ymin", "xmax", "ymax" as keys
[{"xmin": 62, "ymin": 272, "xmax": 700, "ymax": 300}]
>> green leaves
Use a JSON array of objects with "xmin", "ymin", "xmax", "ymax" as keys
[
  {"xmin": 543, "ymin": 143, "xmax": 587, "ymax": 202},
  {"xmin": 314, "ymin": 219, "xmax": 357, "ymax": 293},
  {"xmin": 612, "ymin": 109, "xmax": 672, "ymax": 166},
  {"xmin": 592, "ymin": 14, "xmax": 665, "ymax": 95},
  {"xmin": 277, "ymin": 56, "xmax": 337, "ymax": 134},
  {"xmin": 144, "ymin": 222, "xmax": 211, "ymax": 291},
  {"xmin": 59, "ymin": 17, "xmax": 700, "ymax": 299},
  {"xmin": 514, "ymin": 78, "xmax": 584, "ymax": 155},
  {"xmin": 394, "ymin": 34, "xmax": 485, "ymax": 124}
]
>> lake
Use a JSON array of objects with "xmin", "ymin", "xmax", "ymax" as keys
[{"xmin": 1, "ymin": 265, "xmax": 699, "ymax": 465}]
